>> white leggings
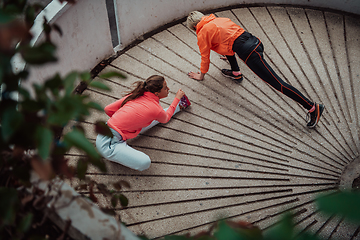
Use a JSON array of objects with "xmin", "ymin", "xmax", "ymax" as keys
[{"xmin": 95, "ymin": 105, "xmax": 180, "ymax": 171}]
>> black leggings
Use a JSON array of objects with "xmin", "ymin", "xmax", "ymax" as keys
[{"xmin": 226, "ymin": 32, "xmax": 313, "ymax": 110}]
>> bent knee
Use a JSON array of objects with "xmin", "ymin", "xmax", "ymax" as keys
[{"xmin": 136, "ymin": 156, "xmax": 151, "ymax": 171}]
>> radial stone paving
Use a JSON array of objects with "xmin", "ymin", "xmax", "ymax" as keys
[{"xmin": 68, "ymin": 6, "xmax": 360, "ymax": 240}]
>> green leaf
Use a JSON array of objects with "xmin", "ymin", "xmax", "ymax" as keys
[
  {"xmin": 89, "ymin": 81, "xmax": 111, "ymax": 91},
  {"xmin": 0, "ymin": 187, "xmax": 19, "ymax": 225},
  {"xmin": 13, "ymin": 163, "xmax": 31, "ymax": 183},
  {"xmin": 94, "ymin": 121, "xmax": 113, "ymax": 137},
  {"xmin": 98, "ymin": 71, "xmax": 126, "ymax": 79},
  {"xmin": 111, "ymin": 195, "xmax": 118, "ymax": 208},
  {"xmin": 18, "ymin": 213, "xmax": 33, "ymax": 232},
  {"xmin": 4, "ymin": 1, "xmax": 26, "ymax": 14},
  {"xmin": 31, "ymin": 3, "xmax": 45, "ymax": 12},
  {"xmin": 77, "ymin": 159, "xmax": 88, "ymax": 180},
  {"xmin": 214, "ymin": 221, "xmax": 247, "ymax": 240},
  {"xmin": 63, "ymin": 129, "xmax": 101, "ymax": 160},
  {"xmin": 17, "ymin": 70, "xmax": 29, "ymax": 80},
  {"xmin": 20, "ymin": 42, "xmax": 57, "ymax": 65},
  {"xmin": 33, "ymin": 83, "xmax": 46, "ymax": 102},
  {"xmin": 80, "ymin": 72, "xmax": 91, "ymax": 82},
  {"xmin": 113, "ymin": 182, "xmax": 122, "ymax": 190},
  {"xmin": 316, "ymin": 191, "xmax": 360, "ymax": 223},
  {"xmin": 0, "ymin": 66, "xmax": 3, "ymax": 85},
  {"xmin": 100, "ymin": 208, "xmax": 116, "ymax": 216},
  {"xmin": 265, "ymin": 213, "xmax": 294, "ymax": 240},
  {"xmin": 35, "ymin": 126, "xmax": 53, "ymax": 161},
  {"xmin": 47, "ymin": 95, "xmax": 90, "ymax": 126},
  {"xmin": 118, "ymin": 194, "xmax": 129, "ymax": 207},
  {"xmin": 18, "ymin": 87, "xmax": 31, "ymax": 100},
  {"xmin": 44, "ymin": 74, "xmax": 63, "ymax": 94},
  {"xmin": 25, "ymin": 6, "xmax": 36, "ymax": 26},
  {"xmin": 138, "ymin": 236, "xmax": 151, "ymax": 240},
  {"xmin": 1, "ymin": 106, "xmax": 24, "ymax": 141},
  {"xmin": 87, "ymin": 101, "xmax": 104, "ymax": 111},
  {"xmin": 0, "ymin": 9, "xmax": 16, "ymax": 23},
  {"xmin": 42, "ymin": 16, "xmax": 51, "ymax": 40},
  {"xmin": 52, "ymin": 23, "xmax": 63, "ymax": 37},
  {"xmin": 97, "ymin": 183, "xmax": 111, "ymax": 196},
  {"xmin": 87, "ymin": 156, "xmax": 107, "ymax": 172},
  {"xmin": 119, "ymin": 180, "xmax": 130, "ymax": 189},
  {"xmin": 63, "ymin": 72, "xmax": 78, "ymax": 95},
  {"xmin": 0, "ymin": 55, "xmax": 13, "ymax": 85}
]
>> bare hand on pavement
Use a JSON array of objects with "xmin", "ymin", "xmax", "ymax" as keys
[
  {"xmin": 175, "ymin": 89, "xmax": 185, "ymax": 100},
  {"xmin": 188, "ymin": 71, "xmax": 204, "ymax": 81}
]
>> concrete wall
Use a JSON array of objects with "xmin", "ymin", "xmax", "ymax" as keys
[
  {"xmin": 23, "ymin": 0, "xmax": 113, "ymax": 89},
  {"xmin": 116, "ymin": 0, "xmax": 360, "ymax": 50},
  {"xmin": 24, "ymin": 0, "xmax": 360, "ymax": 86}
]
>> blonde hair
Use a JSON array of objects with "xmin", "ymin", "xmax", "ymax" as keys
[{"xmin": 186, "ymin": 11, "xmax": 204, "ymax": 31}]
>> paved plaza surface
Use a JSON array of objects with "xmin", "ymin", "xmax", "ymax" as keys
[{"xmin": 68, "ymin": 5, "xmax": 360, "ymax": 239}]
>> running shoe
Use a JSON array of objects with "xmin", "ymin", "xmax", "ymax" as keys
[
  {"xmin": 179, "ymin": 94, "xmax": 191, "ymax": 109},
  {"xmin": 306, "ymin": 103, "xmax": 325, "ymax": 128},
  {"xmin": 221, "ymin": 69, "xmax": 243, "ymax": 81}
]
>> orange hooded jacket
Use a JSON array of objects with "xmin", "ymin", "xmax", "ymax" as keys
[{"xmin": 196, "ymin": 14, "xmax": 245, "ymax": 74}]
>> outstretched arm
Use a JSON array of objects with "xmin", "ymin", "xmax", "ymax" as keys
[
  {"xmin": 189, "ymin": 31, "xmax": 210, "ymax": 81},
  {"xmin": 156, "ymin": 89, "xmax": 184, "ymax": 123}
]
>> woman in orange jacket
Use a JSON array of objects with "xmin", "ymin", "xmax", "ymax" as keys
[{"xmin": 186, "ymin": 11, "xmax": 324, "ymax": 128}]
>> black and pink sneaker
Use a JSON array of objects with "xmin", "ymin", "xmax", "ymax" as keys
[
  {"xmin": 306, "ymin": 103, "xmax": 325, "ymax": 128},
  {"xmin": 179, "ymin": 95, "xmax": 191, "ymax": 109},
  {"xmin": 221, "ymin": 69, "xmax": 243, "ymax": 81}
]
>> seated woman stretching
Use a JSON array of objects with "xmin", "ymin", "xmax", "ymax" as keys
[{"xmin": 96, "ymin": 75, "xmax": 191, "ymax": 171}]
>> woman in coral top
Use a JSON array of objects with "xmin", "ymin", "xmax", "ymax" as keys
[
  {"xmin": 96, "ymin": 75, "xmax": 191, "ymax": 171},
  {"xmin": 186, "ymin": 11, "xmax": 324, "ymax": 128}
]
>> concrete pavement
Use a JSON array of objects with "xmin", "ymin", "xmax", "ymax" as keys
[{"xmin": 68, "ymin": 5, "xmax": 360, "ymax": 239}]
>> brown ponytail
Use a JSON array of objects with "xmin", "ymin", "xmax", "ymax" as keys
[{"xmin": 120, "ymin": 75, "xmax": 164, "ymax": 107}]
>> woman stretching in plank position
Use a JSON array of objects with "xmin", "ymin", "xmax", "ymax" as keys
[{"xmin": 187, "ymin": 11, "xmax": 324, "ymax": 128}]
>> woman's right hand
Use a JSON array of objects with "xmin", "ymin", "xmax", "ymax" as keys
[{"xmin": 175, "ymin": 89, "xmax": 185, "ymax": 100}]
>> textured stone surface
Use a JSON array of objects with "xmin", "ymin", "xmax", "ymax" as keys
[{"xmin": 67, "ymin": 6, "xmax": 360, "ymax": 239}]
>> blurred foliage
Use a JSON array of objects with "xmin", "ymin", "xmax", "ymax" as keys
[
  {"xmin": 154, "ymin": 194, "xmax": 360, "ymax": 240},
  {"xmin": 316, "ymin": 191, "xmax": 360, "ymax": 223},
  {"xmin": 0, "ymin": 0, "xmax": 126, "ymax": 238}
]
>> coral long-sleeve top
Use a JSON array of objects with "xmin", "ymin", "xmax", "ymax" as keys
[
  {"xmin": 196, "ymin": 14, "xmax": 245, "ymax": 74},
  {"xmin": 105, "ymin": 92, "xmax": 179, "ymax": 141}
]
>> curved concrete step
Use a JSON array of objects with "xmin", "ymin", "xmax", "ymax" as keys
[{"xmin": 68, "ymin": 5, "xmax": 360, "ymax": 239}]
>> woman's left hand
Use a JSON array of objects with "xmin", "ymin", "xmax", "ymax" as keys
[{"xmin": 188, "ymin": 71, "xmax": 204, "ymax": 81}]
